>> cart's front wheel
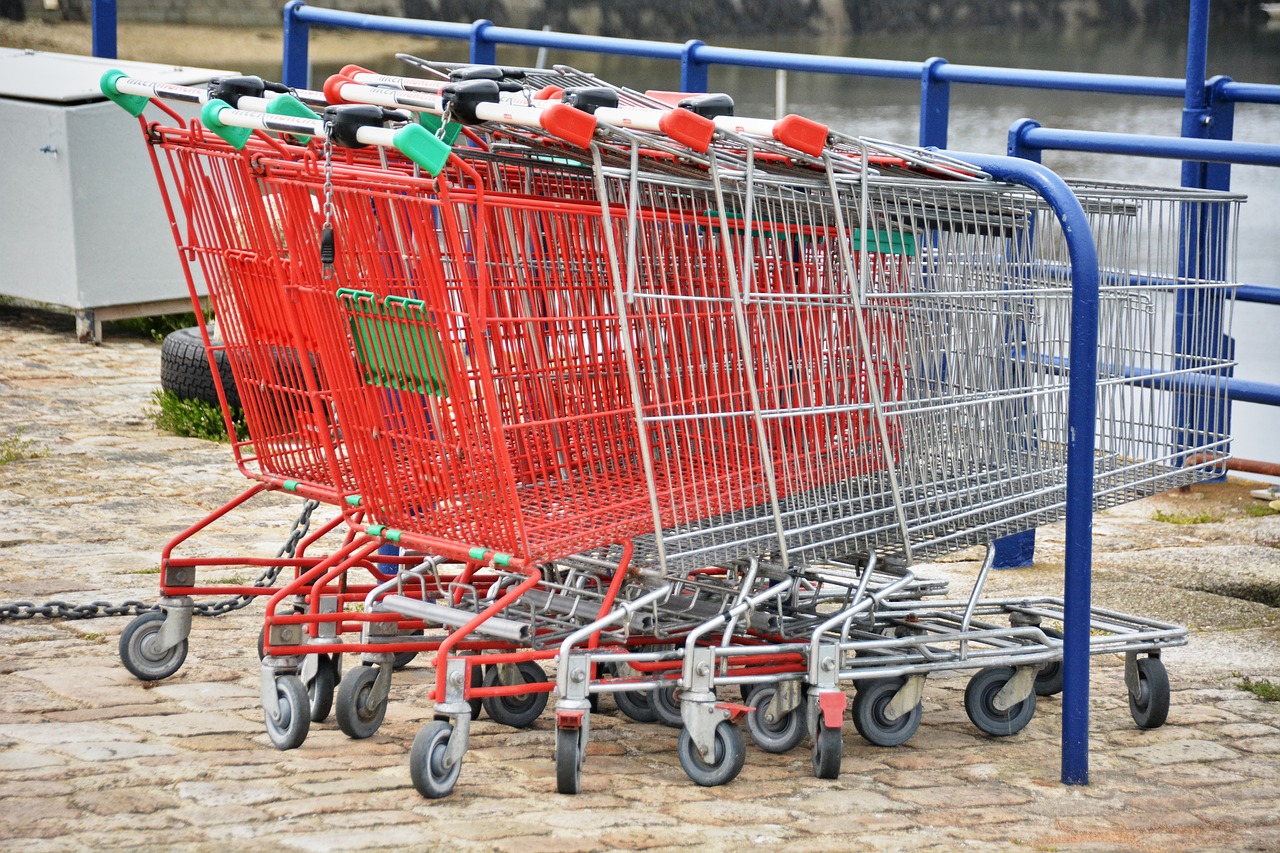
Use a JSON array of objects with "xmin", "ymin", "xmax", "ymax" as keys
[
  {"xmin": 1035, "ymin": 627, "xmax": 1065, "ymax": 697},
  {"xmin": 264, "ymin": 674, "xmax": 310, "ymax": 751},
  {"xmin": 852, "ymin": 677, "xmax": 922, "ymax": 747},
  {"xmin": 613, "ymin": 688, "xmax": 658, "ymax": 723},
  {"xmin": 745, "ymin": 684, "xmax": 806, "ymax": 753},
  {"xmin": 119, "ymin": 611, "xmax": 188, "ymax": 681},
  {"xmin": 678, "ymin": 722, "xmax": 745, "ymax": 787},
  {"xmin": 652, "ymin": 684, "xmax": 683, "ymax": 728},
  {"xmin": 410, "ymin": 720, "xmax": 462, "ymax": 799},
  {"xmin": 306, "ymin": 654, "xmax": 337, "ymax": 723},
  {"xmin": 965, "ymin": 666, "xmax": 1036, "ymax": 737},
  {"xmin": 555, "ymin": 725, "xmax": 585, "ymax": 795},
  {"xmin": 335, "ymin": 664, "xmax": 387, "ymax": 739},
  {"xmin": 482, "ymin": 661, "xmax": 549, "ymax": 728},
  {"xmin": 811, "ymin": 719, "xmax": 843, "ymax": 780},
  {"xmin": 1128, "ymin": 657, "xmax": 1170, "ymax": 729}
]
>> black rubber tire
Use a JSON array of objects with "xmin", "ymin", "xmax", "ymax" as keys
[
  {"xmin": 481, "ymin": 661, "xmax": 549, "ymax": 729},
  {"xmin": 965, "ymin": 666, "xmax": 1037, "ymax": 737},
  {"xmin": 1128, "ymin": 657, "xmax": 1171, "ymax": 729},
  {"xmin": 119, "ymin": 610, "xmax": 188, "ymax": 681},
  {"xmin": 335, "ymin": 663, "xmax": 388, "ymax": 739},
  {"xmin": 555, "ymin": 726, "xmax": 584, "ymax": 795},
  {"xmin": 851, "ymin": 678, "xmax": 922, "ymax": 747},
  {"xmin": 160, "ymin": 326, "xmax": 239, "ymax": 410},
  {"xmin": 393, "ymin": 650, "xmax": 419, "ymax": 671},
  {"xmin": 410, "ymin": 720, "xmax": 461, "ymax": 799},
  {"xmin": 264, "ymin": 674, "xmax": 310, "ymax": 751},
  {"xmin": 306, "ymin": 654, "xmax": 337, "ymax": 723},
  {"xmin": 811, "ymin": 720, "xmax": 843, "ymax": 780},
  {"xmin": 1035, "ymin": 627, "xmax": 1065, "ymax": 697},
  {"xmin": 651, "ymin": 684, "xmax": 683, "ymax": 728},
  {"xmin": 613, "ymin": 688, "xmax": 659, "ymax": 723},
  {"xmin": 745, "ymin": 684, "xmax": 807, "ymax": 754},
  {"xmin": 677, "ymin": 722, "xmax": 746, "ymax": 787}
]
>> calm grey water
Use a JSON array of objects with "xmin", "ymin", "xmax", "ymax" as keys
[{"xmin": 301, "ymin": 21, "xmax": 1280, "ymax": 464}]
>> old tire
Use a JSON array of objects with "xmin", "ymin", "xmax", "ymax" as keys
[
  {"xmin": 160, "ymin": 326, "xmax": 239, "ymax": 410},
  {"xmin": 1129, "ymin": 657, "xmax": 1171, "ymax": 729}
]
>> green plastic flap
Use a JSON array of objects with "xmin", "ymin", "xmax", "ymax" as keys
[
  {"xmin": 200, "ymin": 99, "xmax": 253, "ymax": 150},
  {"xmin": 99, "ymin": 69, "xmax": 149, "ymax": 117},
  {"xmin": 266, "ymin": 93, "xmax": 320, "ymax": 141},
  {"xmin": 706, "ymin": 208, "xmax": 915, "ymax": 256},
  {"xmin": 393, "ymin": 123, "xmax": 452, "ymax": 177},
  {"xmin": 417, "ymin": 112, "xmax": 463, "ymax": 146},
  {"xmin": 337, "ymin": 289, "xmax": 449, "ymax": 396}
]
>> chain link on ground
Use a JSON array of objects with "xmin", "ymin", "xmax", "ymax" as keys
[{"xmin": 0, "ymin": 499, "xmax": 319, "ymax": 621}]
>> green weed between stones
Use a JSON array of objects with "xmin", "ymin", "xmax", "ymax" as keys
[
  {"xmin": 1245, "ymin": 504, "xmax": 1280, "ymax": 518},
  {"xmin": 148, "ymin": 389, "xmax": 248, "ymax": 442},
  {"xmin": 1152, "ymin": 509, "xmax": 1224, "ymax": 525},
  {"xmin": 0, "ymin": 430, "xmax": 48, "ymax": 466},
  {"xmin": 1237, "ymin": 676, "xmax": 1280, "ymax": 702}
]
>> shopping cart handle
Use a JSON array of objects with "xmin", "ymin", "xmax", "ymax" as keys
[
  {"xmin": 712, "ymin": 113, "xmax": 831, "ymax": 157},
  {"xmin": 592, "ymin": 106, "xmax": 716, "ymax": 154}
]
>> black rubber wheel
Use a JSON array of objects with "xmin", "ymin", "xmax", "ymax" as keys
[
  {"xmin": 1035, "ymin": 627, "xmax": 1065, "ymax": 697},
  {"xmin": 119, "ymin": 611, "xmax": 188, "ymax": 681},
  {"xmin": 677, "ymin": 722, "xmax": 746, "ymax": 787},
  {"xmin": 306, "ymin": 654, "xmax": 336, "ymax": 723},
  {"xmin": 811, "ymin": 720, "xmax": 843, "ymax": 779},
  {"xmin": 745, "ymin": 684, "xmax": 806, "ymax": 754},
  {"xmin": 555, "ymin": 725, "xmax": 585, "ymax": 795},
  {"xmin": 613, "ymin": 688, "xmax": 659, "ymax": 723},
  {"xmin": 851, "ymin": 678, "xmax": 922, "ymax": 747},
  {"xmin": 335, "ymin": 663, "xmax": 388, "ymax": 739},
  {"xmin": 1128, "ymin": 657, "xmax": 1171, "ymax": 729},
  {"xmin": 393, "ymin": 650, "xmax": 419, "ymax": 671},
  {"xmin": 161, "ymin": 326, "xmax": 239, "ymax": 410},
  {"xmin": 481, "ymin": 661, "xmax": 549, "ymax": 728},
  {"xmin": 467, "ymin": 660, "xmax": 484, "ymax": 720},
  {"xmin": 264, "ymin": 674, "xmax": 310, "ymax": 751},
  {"xmin": 410, "ymin": 720, "xmax": 462, "ymax": 799},
  {"xmin": 651, "ymin": 684, "xmax": 683, "ymax": 728},
  {"xmin": 965, "ymin": 666, "xmax": 1037, "ymax": 737}
]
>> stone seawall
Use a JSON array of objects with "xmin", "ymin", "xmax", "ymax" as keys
[{"xmin": 16, "ymin": 0, "xmax": 1265, "ymax": 35}]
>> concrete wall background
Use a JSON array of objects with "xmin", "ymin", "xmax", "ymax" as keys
[{"xmin": 13, "ymin": 0, "xmax": 1265, "ymax": 36}]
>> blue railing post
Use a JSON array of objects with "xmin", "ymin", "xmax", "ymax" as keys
[
  {"xmin": 944, "ymin": 151, "xmax": 1100, "ymax": 786},
  {"xmin": 919, "ymin": 57, "xmax": 950, "ymax": 149},
  {"xmin": 282, "ymin": 0, "xmax": 311, "ymax": 90},
  {"xmin": 471, "ymin": 20, "xmax": 497, "ymax": 65},
  {"xmin": 681, "ymin": 40, "xmax": 708, "ymax": 93},
  {"xmin": 92, "ymin": 0, "xmax": 117, "ymax": 59}
]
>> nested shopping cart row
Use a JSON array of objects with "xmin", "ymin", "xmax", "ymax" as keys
[{"xmin": 104, "ymin": 62, "xmax": 1237, "ymax": 797}]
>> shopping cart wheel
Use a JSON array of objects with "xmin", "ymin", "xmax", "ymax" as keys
[
  {"xmin": 1034, "ymin": 628, "xmax": 1064, "ymax": 697},
  {"xmin": 482, "ymin": 661, "xmax": 549, "ymax": 728},
  {"xmin": 811, "ymin": 721, "xmax": 843, "ymax": 780},
  {"xmin": 555, "ymin": 725, "xmax": 585, "ymax": 795},
  {"xmin": 306, "ymin": 654, "xmax": 337, "ymax": 723},
  {"xmin": 1128, "ymin": 657, "xmax": 1170, "ymax": 730},
  {"xmin": 410, "ymin": 720, "xmax": 462, "ymax": 800},
  {"xmin": 651, "ymin": 685, "xmax": 683, "ymax": 728},
  {"xmin": 852, "ymin": 677, "xmax": 922, "ymax": 747},
  {"xmin": 335, "ymin": 664, "xmax": 388, "ymax": 739},
  {"xmin": 613, "ymin": 689, "xmax": 659, "ymax": 723},
  {"xmin": 393, "ymin": 651, "xmax": 418, "ymax": 671},
  {"xmin": 119, "ymin": 611, "xmax": 188, "ymax": 681},
  {"xmin": 965, "ymin": 666, "xmax": 1037, "ymax": 737},
  {"xmin": 264, "ymin": 674, "xmax": 310, "ymax": 751},
  {"xmin": 677, "ymin": 722, "xmax": 745, "ymax": 787},
  {"xmin": 744, "ymin": 685, "xmax": 806, "ymax": 753}
]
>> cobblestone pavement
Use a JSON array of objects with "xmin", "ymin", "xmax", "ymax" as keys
[{"xmin": 1, "ymin": 306, "xmax": 1279, "ymax": 852}]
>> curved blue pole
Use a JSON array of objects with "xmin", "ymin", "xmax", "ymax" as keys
[
  {"xmin": 92, "ymin": 0, "xmax": 117, "ymax": 59},
  {"xmin": 942, "ymin": 151, "xmax": 1099, "ymax": 786},
  {"xmin": 282, "ymin": 0, "xmax": 311, "ymax": 90}
]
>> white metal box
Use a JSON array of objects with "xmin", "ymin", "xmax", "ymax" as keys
[{"xmin": 0, "ymin": 49, "xmax": 232, "ymax": 341}]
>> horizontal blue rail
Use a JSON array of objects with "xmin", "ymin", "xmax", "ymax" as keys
[{"xmin": 1009, "ymin": 120, "xmax": 1280, "ymax": 168}]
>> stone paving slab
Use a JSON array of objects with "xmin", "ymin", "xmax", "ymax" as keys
[{"xmin": 2, "ymin": 307, "xmax": 1280, "ymax": 851}]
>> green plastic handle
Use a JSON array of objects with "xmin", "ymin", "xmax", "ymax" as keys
[
  {"xmin": 266, "ymin": 93, "xmax": 320, "ymax": 141},
  {"xmin": 417, "ymin": 112, "xmax": 463, "ymax": 146},
  {"xmin": 99, "ymin": 69, "xmax": 149, "ymax": 117},
  {"xmin": 393, "ymin": 123, "xmax": 451, "ymax": 177},
  {"xmin": 200, "ymin": 99, "xmax": 253, "ymax": 150}
]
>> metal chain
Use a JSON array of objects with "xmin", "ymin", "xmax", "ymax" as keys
[
  {"xmin": 320, "ymin": 123, "xmax": 337, "ymax": 279},
  {"xmin": 0, "ymin": 500, "xmax": 321, "ymax": 622}
]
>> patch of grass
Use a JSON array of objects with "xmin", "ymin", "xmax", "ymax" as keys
[
  {"xmin": 0, "ymin": 429, "xmax": 48, "ymax": 466},
  {"xmin": 8, "ymin": 636, "xmax": 55, "ymax": 645},
  {"xmin": 1152, "ymin": 509, "xmax": 1224, "ymax": 525},
  {"xmin": 148, "ymin": 390, "xmax": 247, "ymax": 443},
  {"xmin": 1237, "ymin": 676, "xmax": 1280, "ymax": 702},
  {"xmin": 1245, "ymin": 504, "xmax": 1280, "ymax": 518},
  {"xmin": 79, "ymin": 632, "xmax": 105, "ymax": 643},
  {"xmin": 132, "ymin": 566, "xmax": 163, "ymax": 575},
  {"xmin": 108, "ymin": 312, "xmax": 201, "ymax": 343}
]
